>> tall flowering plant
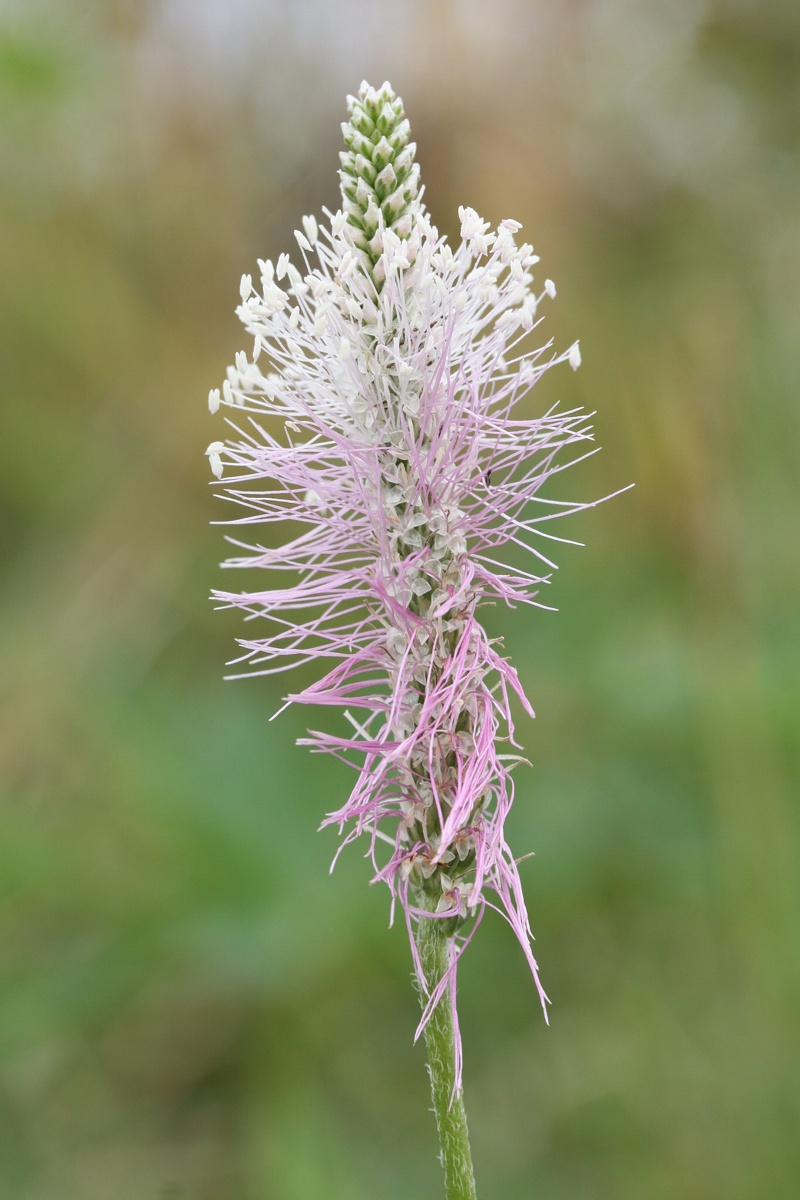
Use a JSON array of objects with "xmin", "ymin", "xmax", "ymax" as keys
[{"xmin": 208, "ymin": 81, "xmax": 608, "ymax": 1198}]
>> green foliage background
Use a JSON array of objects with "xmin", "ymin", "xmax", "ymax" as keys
[{"xmin": 1, "ymin": 2, "xmax": 798, "ymax": 1197}]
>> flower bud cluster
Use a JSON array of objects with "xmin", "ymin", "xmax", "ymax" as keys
[{"xmin": 339, "ymin": 81, "xmax": 422, "ymax": 282}]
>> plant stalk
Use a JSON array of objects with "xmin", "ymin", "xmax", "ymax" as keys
[{"xmin": 416, "ymin": 916, "xmax": 478, "ymax": 1200}]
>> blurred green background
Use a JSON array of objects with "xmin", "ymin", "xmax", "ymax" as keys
[{"xmin": 1, "ymin": 1, "xmax": 798, "ymax": 1197}]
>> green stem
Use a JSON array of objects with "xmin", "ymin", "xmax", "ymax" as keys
[{"xmin": 416, "ymin": 916, "xmax": 478, "ymax": 1200}]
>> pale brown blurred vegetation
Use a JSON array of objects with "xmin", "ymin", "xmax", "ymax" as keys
[{"xmin": 1, "ymin": 1, "xmax": 798, "ymax": 1197}]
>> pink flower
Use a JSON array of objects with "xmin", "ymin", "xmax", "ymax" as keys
[{"xmin": 209, "ymin": 82, "xmax": 603, "ymax": 1082}]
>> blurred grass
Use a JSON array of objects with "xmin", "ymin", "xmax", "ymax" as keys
[{"xmin": 1, "ymin": 1, "xmax": 798, "ymax": 1197}]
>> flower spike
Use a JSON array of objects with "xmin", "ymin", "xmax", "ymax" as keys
[{"xmin": 209, "ymin": 82, "xmax": 602, "ymax": 1094}]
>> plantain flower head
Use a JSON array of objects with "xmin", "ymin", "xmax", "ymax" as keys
[{"xmin": 208, "ymin": 81, "xmax": 601, "ymax": 1083}]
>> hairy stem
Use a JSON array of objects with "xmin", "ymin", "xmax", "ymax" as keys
[{"xmin": 416, "ymin": 916, "xmax": 478, "ymax": 1200}]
